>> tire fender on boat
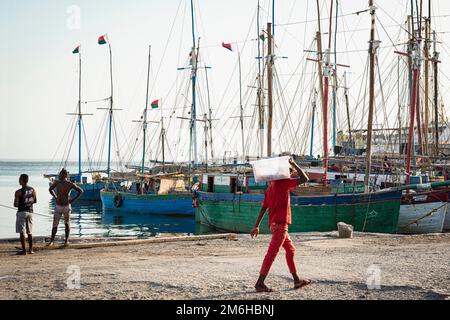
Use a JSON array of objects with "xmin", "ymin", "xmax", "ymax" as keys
[{"xmin": 114, "ymin": 194, "xmax": 123, "ymax": 208}]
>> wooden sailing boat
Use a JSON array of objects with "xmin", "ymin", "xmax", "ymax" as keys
[
  {"xmin": 99, "ymin": 39, "xmax": 196, "ymax": 215},
  {"xmin": 394, "ymin": 1, "xmax": 449, "ymax": 234},
  {"xmin": 195, "ymin": 1, "xmax": 405, "ymax": 234},
  {"xmin": 44, "ymin": 40, "xmax": 119, "ymax": 201}
]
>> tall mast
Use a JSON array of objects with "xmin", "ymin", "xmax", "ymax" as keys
[
  {"xmin": 257, "ymin": 1, "xmax": 265, "ymax": 158},
  {"xmin": 423, "ymin": 16, "xmax": 430, "ymax": 155},
  {"xmin": 316, "ymin": 0, "xmax": 325, "ymax": 142},
  {"xmin": 363, "ymin": 1, "xmax": 378, "ymax": 191},
  {"xmin": 204, "ymin": 65, "xmax": 214, "ymax": 161},
  {"xmin": 272, "ymin": 0, "xmax": 275, "ymax": 36},
  {"xmin": 344, "ymin": 72, "xmax": 352, "ymax": 151},
  {"xmin": 141, "ymin": 45, "xmax": 151, "ymax": 174},
  {"xmin": 266, "ymin": 22, "xmax": 274, "ymax": 157},
  {"xmin": 238, "ymin": 50, "xmax": 245, "ymax": 158},
  {"xmin": 190, "ymin": 0, "xmax": 198, "ymax": 169},
  {"xmin": 321, "ymin": 0, "xmax": 334, "ymax": 182},
  {"xmin": 106, "ymin": 36, "xmax": 114, "ymax": 178},
  {"xmin": 405, "ymin": 1, "xmax": 421, "ymax": 185},
  {"xmin": 415, "ymin": 1, "xmax": 423, "ymax": 156},
  {"xmin": 309, "ymin": 89, "xmax": 317, "ymax": 157},
  {"xmin": 161, "ymin": 117, "xmax": 166, "ymax": 173},
  {"xmin": 332, "ymin": 0, "xmax": 339, "ymax": 153},
  {"xmin": 433, "ymin": 29, "xmax": 439, "ymax": 156},
  {"xmin": 203, "ymin": 113, "xmax": 209, "ymax": 172},
  {"xmin": 77, "ymin": 47, "xmax": 82, "ymax": 180}
]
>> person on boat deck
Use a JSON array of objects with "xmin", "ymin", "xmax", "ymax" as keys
[
  {"xmin": 251, "ymin": 159, "xmax": 311, "ymax": 292},
  {"xmin": 48, "ymin": 169, "xmax": 83, "ymax": 247},
  {"xmin": 383, "ymin": 156, "xmax": 392, "ymax": 171},
  {"xmin": 14, "ymin": 174, "xmax": 37, "ymax": 255}
]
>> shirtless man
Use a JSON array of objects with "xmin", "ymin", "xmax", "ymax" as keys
[{"xmin": 48, "ymin": 169, "xmax": 83, "ymax": 246}]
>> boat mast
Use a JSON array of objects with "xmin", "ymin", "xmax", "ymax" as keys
[
  {"xmin": 363, "ymin": 1, "xmax": 378, "ymax": 191},
  {"xmin": 315, "ymin": 0, "xmax": 325, "ymax": 153},
  {"xmin": 141, "ymin": 45, "xmax": 151, "ymax": 174},
  {"xmin": 309, "ymin": 89, "xmax": 317, "ymax": 157},
  {"xmin": 106, "ymin": 36, "xmax": 114, "ymax": 178},
  {"xmin": 257, "ymin": 1, "xmax": 265, "ymax": 158},
  {"xmin": 405, "ymin": 3, "xmax": 421, "ymax": 185},
  {"xmin": 344, "ymin": 72, "xmax": 352, "ymax": 151},
  {"xmin": 204, "ymin": 66, "xmax": 214, "ymax": 161},
  {"xmin": 432, "ymin": 0, "xmax": 440, "ymax": 157},
  {"xmin": 321, "ymin": 0, "xmax": 334, "ymax": 182},
  {"xmin": 423, "ymin": 12, "xmax": 430, "ymax": 155},
  {"xmin": 77, "ymin": 46, "xmax": 82, "ymax": 180},
  {"xmin": 203, "ymin": 113, "xmax": 209, "ymax": 172},
  {"xmin": 266, "ymin": 22, "xmax": 273, "ymax": 157},
  {"xmin": 238, "ymin": 49, "xmax": 245, "ymax": 158},
  {"xmin": 161, "ymin": 117, "xmax": 166, "ymax": 173},
  {"xmin": 332, "ymin": 0, "xmax": 339, "ymax": 154},
  {"xmin": 415, "ymin": 1, "xmax": 423, "ymax": 156},
  {"xmin": 190, "ymin": 0, "xmax": 198, "ymax": 169}
]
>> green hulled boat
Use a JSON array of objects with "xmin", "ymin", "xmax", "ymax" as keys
[{"xmin": 195, "ymin": 173, "xmax": 402, "ymax": 234}]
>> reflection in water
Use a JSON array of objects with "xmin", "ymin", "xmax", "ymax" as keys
[
  {"xmin": 48, "ymin": 199, "xmax": 203, "ymax": 238},
  {"xmin": 0, "ymin": 161, "xmax": 217, "ymax": 239}
]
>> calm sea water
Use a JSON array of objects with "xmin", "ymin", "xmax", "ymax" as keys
[{"xmin": 0, "ymin": 161, "xmax": 211, "ymax": 239}]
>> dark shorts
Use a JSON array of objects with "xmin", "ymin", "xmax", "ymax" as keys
[{"xmin": 16, "ymin": 211, "xmax": 33, "ymax": 234}]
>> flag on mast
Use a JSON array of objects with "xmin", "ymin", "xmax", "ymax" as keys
[
  {"xmin": 222, "ymin": 42, "xmax": 233, "ymax": 51},
  {"xmin": 98, "ymin": 35, "xmax": 107, "ymax": 45},
  {"xmin": 150, "ymin": 99, "xmax": 159, "ymax": 109},
  {"xmin": 72, "ymin": 45, "xmax": 80, "ymax": 54}
]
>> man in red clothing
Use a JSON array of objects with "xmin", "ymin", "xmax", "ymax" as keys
[{"xmin": 251, "ymin": 158, "xmax": 310, "ymax": 292}]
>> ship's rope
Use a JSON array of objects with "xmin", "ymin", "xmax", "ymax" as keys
[
  {"xmin": 0, "ymin": 203, "xmax": 54, "ymax": 218},
  {"xmin": 398, "ymin": 201, "xmax": 448, "ymax": 230}
]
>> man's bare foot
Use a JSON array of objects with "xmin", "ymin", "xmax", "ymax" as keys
[
  {"xmin": 255, "ymin": 283, "xmax": 273, "ymax": 293},
  {"xmin": 294, "ymin": 279, "xmax": 312, "ymax": 290},
  {"xmin": 28, "ymin": 250, "xmax": 34, "ymax": 254},
  {"xmin": 47, "ymin": 242, "xmax": 54, "ymax": 247},
  {"xmin": 64, "ymin": 241, "xmax": 70, "ymax": 247},
  {"xmin": 16, "ymin": 251, "xmax": 26, "ymax": 256}
]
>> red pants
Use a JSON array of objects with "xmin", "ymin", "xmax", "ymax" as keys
[{"xmin": 260, "ymin": 223, "xmax": 297, "ymax": 276}]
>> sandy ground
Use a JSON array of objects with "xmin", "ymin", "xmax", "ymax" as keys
[{"xmin": 0, "ymin": 232, "xmax": 449, "ymax": 300}]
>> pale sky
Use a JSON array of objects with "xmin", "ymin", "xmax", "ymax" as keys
[{"xmin": 1, "ymin": 0, "xmax": 450, "ymax": 166}]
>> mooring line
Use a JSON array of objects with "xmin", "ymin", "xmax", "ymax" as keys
[{"xmin": 0, "ymin": 203, "xmax": 53, "ymax": 218}]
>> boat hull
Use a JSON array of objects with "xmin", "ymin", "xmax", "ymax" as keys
[
  {"xmin": 100, "ymin": 190, "xmax": 195, "ymax": 215},
  {"xmin": 397, "ymin": 191, "xmax": 448, "ymax": 234},
  {"xmin": 445, "ymin": 208, "xmax": 450, "ymax": 231},
  {"xmin": 196, "ymin": 190, "xmax": 402, "ymax": 234}
]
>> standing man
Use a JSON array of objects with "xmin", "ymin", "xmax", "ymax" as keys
[
  {"xmin": 48, "ymin": 169, "xmax": 83, "ymax": 246},
  {"xmin": 14, "ymin": 174, "xmax": 37, "ymax": 255},
  {"xmin": 251, "ymin": 159, "xmax": 311, "ymax": 292}
]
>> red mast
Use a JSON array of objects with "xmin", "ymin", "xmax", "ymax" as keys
[{"xmin": 321, "ymin": 0, "xmax": 334, "ymax": 183}]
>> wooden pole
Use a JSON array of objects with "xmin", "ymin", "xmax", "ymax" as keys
[
  {"xmin": 315, "ymin": 0, "xmax": 324, "ymax": 138},
  {"xmin": 142, "ymin": 45, "xmax": 151, "ymax": 175},
  {"xmin": 77, "ymin": 47, "xmax": 82, "ymax": 179},
  {"xmin": 204, "ymin": 66, "xmax": 214, "ymax": 161},
  {"xmin": 161, "ymin": 117, "xmax": 166, "ymax": 173},
  {"xmin": 433, "ymin": 30, "xmax": 439, "ymax": 156},
  {"xmin": 267, "ymin": 22, "xmax": 273, "ymax": 157},
  {"xmin": 257, "ymin": 0, "xmax": 265, "ymax": 158},
  {"xmin": 344, "ymin": 72, "xmax": 352, "ymax": 150},
  {"xmin": 106, "ymin": 39, "xmax": 114, "ymax": 178},
  {"xmin": 364, "ymin": 1, "xmax": 377, "ymax": 191},
  {"xmin": 423, "ymin": 17, "xmax": 430, "ymax": 155}
]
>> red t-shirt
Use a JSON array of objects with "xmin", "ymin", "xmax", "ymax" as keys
[{"xmin": 262, "ymin": 178, "xmax": 299, "ymax": 225}]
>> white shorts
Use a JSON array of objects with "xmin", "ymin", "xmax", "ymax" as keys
[
  {"xmin": 16, "ymin": 211, "xmax": 33, "ymax": 234},
  {"xmin": 53, "ymin": 205, "xmax": 71, "ymax": 228}
]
